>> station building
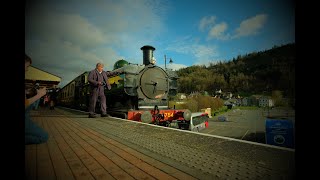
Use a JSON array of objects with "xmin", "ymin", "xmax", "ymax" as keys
[{"xmin": 25, "ymin": 66, "xmax": 61, "ymax": 89}]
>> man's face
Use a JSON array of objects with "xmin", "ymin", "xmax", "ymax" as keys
[{"xmin": 97, "ymin": 65, "xmax": 104, "ymax": 72}]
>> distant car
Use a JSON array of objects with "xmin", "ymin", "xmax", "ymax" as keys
[{"xmin": 218, "ymin": 116, "xmax": 227, "ymax": 121}]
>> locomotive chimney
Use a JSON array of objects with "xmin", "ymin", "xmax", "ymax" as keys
[{"xmin": 140, "ymin": 45, "xmax": 156, "ymax": 65}]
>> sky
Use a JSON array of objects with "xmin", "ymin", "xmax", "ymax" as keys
[{"xmin": 25, "ymin": 0, "xmax": 295, "ymax": 88}]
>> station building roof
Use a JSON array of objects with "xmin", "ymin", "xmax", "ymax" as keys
[{"xmin": 25, "ymin": 66, "xmax": 61, "ymax": 88}]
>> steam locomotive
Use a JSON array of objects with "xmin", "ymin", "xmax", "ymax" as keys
[{"xmin": 57, "ymin": 45, "xmax": 192, "ymax": 129}]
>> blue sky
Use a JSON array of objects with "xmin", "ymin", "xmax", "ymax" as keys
[{"xmin": 25, "ymin": 0, "xmax": 295, "ymax": 88}]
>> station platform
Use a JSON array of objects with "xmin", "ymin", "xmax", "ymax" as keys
[{"xmin": 25, "ymin": 107, "xmax": 295, "ymax": 180}]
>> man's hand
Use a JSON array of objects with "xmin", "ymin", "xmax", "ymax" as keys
[
  {"xmin": 37, "ymin": 87, "xmax": 47, "ymax": 97},
  {"xmin": 116, "ymin": 69, "xmax": 123, "ymax": 74}
]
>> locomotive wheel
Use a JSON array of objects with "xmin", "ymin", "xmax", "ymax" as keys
[
  {"xmin": 165, "ymin": 121, "xmax": 170, "ymax": 127},
  {"xmin": 141, "ymin": 111, "xmax": 152, "ymax": 123}
]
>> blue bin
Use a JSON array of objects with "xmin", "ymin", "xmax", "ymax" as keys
[{"xmin": 265, "ymin": 119, "xmax": 294, "ymax": 148}]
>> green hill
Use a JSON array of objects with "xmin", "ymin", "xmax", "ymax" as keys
[{"xmin": 176, "ymin": 43, "xmax": 295, "ymax": 100}]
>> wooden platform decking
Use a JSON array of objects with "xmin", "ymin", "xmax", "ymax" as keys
[
  {"xmin": 25, "ymin": 107, "xmax": 295, "ymax": 180},
  {"xmin": 25, "ymin": 108, "xmax": 196, "ymax": 180}
]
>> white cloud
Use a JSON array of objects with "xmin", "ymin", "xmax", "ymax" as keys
[
  {"xmin": 199, "ymin": 16, "xmax": 216, "ymax": 31},
  {"xmin": 25, "ymin": 12, "xmax": 107, "ymax": 48},
  {"xmin": 193, "ymin": 45, "xmax": 218, "ymax": 59},
  {"xmin": 207, "ymin": 22, "xmax": 228, "ymax": 40},
  {"xmin": 165, "ymin": 36, "xmax": 219, "ymax": 65},
  {"xmin": 25, "ymin": 39, "xmax": 121, "ymax": 87},
  {"xmin": 25, "ymin": 0, "xmax": 169, "ymax": 87},
  {"xmin": 202, "ymin": 14, "xmax": 268, "ymax": 41},
  {"xmin": 233, "ymin": 14, "xmax": 268, "ymax": 38}
]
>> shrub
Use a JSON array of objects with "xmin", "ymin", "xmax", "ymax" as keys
[{"xmin": 181, "ymin": 95, "xmax": 224, "ymax": 112}]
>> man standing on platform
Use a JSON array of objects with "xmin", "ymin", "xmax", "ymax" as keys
[{"xmin": 87, "ymin": 62, "xmax": 114, "ymax": 118}]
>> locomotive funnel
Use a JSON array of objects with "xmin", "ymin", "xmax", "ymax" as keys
[{"xmin": 141, "ymin": 45, "xmax": 156, "ymax": 65}]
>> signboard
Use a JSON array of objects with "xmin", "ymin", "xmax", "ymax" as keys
[{"xmin": 265, "ymin": 119, "xmax": 294, "ymax": 148}]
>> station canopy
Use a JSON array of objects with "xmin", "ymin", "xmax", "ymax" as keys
[{"xmin": 25, "ymin": 66, "xmax": 61, "ymax": 89}]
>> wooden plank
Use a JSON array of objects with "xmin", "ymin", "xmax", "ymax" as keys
[
  {"xmin": 48, "ymin": 117, "xmax": 95, "ymax": 180},
  {"xmin": 42, "ymin": 117, "xmax": 75, "ymax": 180},
  {"xmin": 59, "ymin": 117, "xmax": 157, "ymax": 180},
  {"xmin": 27, "ymin": 108, "xmax": 195, "ymax": 180},
  {"xmin": 35, "ymin": 118, "xmax": 56, "ymax": 180},
  {"xmin": 54, "ymin": 117, "xmax": 115, "ymax": 180},
  {"xmin": 55, "ymin": 117, "xmax": 132, "ymax": 180},
  {"xmin": 25, "ymin": 145, "xmax": 37, "ymax": 180},
  {"xmin": 70, "ymin": 119, "xmax": 197, "ymax": 180},
  {"xmin": 61, "ymin": 118, "xmax": 186, "ymax": 180},
  {"xmin": 36, "ymin": 143, "xmax": 56, "ymax": 180}
]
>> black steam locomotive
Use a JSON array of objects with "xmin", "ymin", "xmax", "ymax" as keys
[{"xmin": 57, "ymin": 45, "xmax": 191, "ymax": 128}]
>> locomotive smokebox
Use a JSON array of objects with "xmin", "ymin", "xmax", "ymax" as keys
[{"xmin": 140, "ymin": 45, "xmax": 156, "ymax": 65}]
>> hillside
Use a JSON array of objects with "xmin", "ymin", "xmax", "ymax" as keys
[{"xmin": 176, "ymin": 43, "xmax": 295, "ymax": 100}]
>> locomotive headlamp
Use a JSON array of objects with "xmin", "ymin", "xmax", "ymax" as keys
[
  {"xmin": 151, "ymin": 57, "xmax": 156, "ymax": 64},
  {"xmin": 183, "ymin": 109, "xmax": 192, "ymax": 121}
]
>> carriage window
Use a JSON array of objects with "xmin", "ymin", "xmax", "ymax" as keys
[{"xmin": 81, "ymin": 75, "xmax": 85, "ymax": 84}]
